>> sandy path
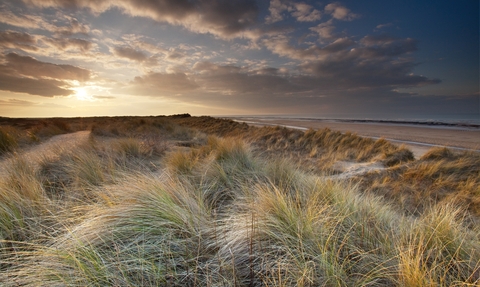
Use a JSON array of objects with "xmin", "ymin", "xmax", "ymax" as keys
[
  {"xmin": 0, "ymin": 131, "xmax": 91, "ymax": 176},
  {"xmin": 232, "ymin": 118, "xmax": 480, "ymax": 158}
]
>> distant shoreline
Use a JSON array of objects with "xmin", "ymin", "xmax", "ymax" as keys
[
  {"xmin": 227, "ymin": 116, "xmax": 480, "ymax": 130},
  {"xmin": 227, "ymin": 116, "xmax": 480, "ymax": 157}
]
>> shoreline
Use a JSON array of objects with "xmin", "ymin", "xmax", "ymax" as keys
[
  {"xmin": 230, "ymin": 116, "xmax": 480, "ymax": 130},
  {"xmin": 228, "ymin": 116, "xmax": 480, "ymax": 158}
]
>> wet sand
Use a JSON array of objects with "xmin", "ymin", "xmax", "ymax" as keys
[{"xmin": 230, "ymin": 117, "xmax": 480, "ymax": 158}]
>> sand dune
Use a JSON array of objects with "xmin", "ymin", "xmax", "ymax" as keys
[{"xmin": 231, "ymin": 117, "xmax": 480, "ymax": 158}]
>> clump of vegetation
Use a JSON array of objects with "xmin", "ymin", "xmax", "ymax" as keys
[
  {"xmin": 382, "ymin": 145, "xmax": 415, "ymax": 166},
  {"xmin": 0, "ymin": 115, "xmax": 478, "ymax": 286},
  {"xmin": 355, "ymin": 147, "xmax": 480, "ymax": 217},
  {"xmin": 173, "ymin": 116, "xmax": 414, "ymax": 173},
  {"xmin": 0, "ymin": 127, "xmax": 18, "ymax": 154}
]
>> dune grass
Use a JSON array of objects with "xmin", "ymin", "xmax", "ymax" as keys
[
  {"xmin": 355, "ymin": 147, "xmax": 480, "ymax": 217},
  {"xmin": 0, "ymin": 127, "xmax": 19, "ymax": 154},
  {"xmin": 0, "ymin": 116, "xmax": 478, "ymax": 286},
  {"xmin": 172, "ymin": 116, "xmax": 414, "ymax": 173}
]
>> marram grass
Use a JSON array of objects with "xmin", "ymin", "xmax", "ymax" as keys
[{"xmin": 0, "ymin": 118, "xmax": 478, "ymax": 286}]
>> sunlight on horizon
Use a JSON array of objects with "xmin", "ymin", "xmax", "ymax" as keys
[{"xmin": 73, "ymin": 87, "xmax": 94, "ymax": 101}]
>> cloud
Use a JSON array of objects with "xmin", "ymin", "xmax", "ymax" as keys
[
  {"xmin": 265, "ymin": 0, "xmax": 288, "ymax": 24},
  {"xmin": 310, "ymin": 19, "xmax": 336, "ymax": 39},
  {"xmin": 193, "ymin": 61, "xmax": 242, "ymax": 75},
  {"xmin": 265, "ymin": 0, "xmax": 321, "ymax": 24},
  {"xmin": 22, "ymin": 0, "xmax": 260, "ymax": 39},
  {"xmin": 359, "ymin": 34, "xmax": 417, "ymax": 57},
  {"xmin": 0, "ymin": 10, "xmax": 56, "ymax": 31},
  {"xmin": 0, "ymin": 71, "xmax": 72, "ymax": 96},
  {"xmin": 129, "ymin": 72, "xmax": 198, "ymax": 95},
  {"xmin": 191, "ymin": 61, "xmax": 307, "ymax": 97},
  {"xmin": 261, "ymin": 31, "xmax": 439, "ymax": 92},
  {"xmin": 0, "ymin": 9, "xmax": 91, "ymax": 37},
  {"xmin": 120, "ymin": 61, "xmax": 310, "ymax": 111},
  {"xmin": 324, "ymin": 2, "xmax": 359, "ymax": 21},
  {"xmin": 4, "ymin": 52, "xmax": 91, "ymax": 81},
  {"xmin": 375, "ymin": 23, "xmax": 393, "ymax": 31},
  {"xmin": 290, "ymin": 3, "xmax": 321, "ymax": 22},
  {"xmin": 262, "ymin": 35, "xmax": 354, "ymax": 60},
  {"xmin": 117, "ymin": 58, "xmax": 445, "ymax": 115},
  {"xmin": 0, "ymin": 98, "xmax": 37, "ymax": 106},
  {"xmin": 0, "ymin": 52, "xmax": 92, "ymax": 97},
  {"xmin": 54, "ymin": 17, "xmax": 90, "ymax": 36},
  {"xmin": 113, "ymin": 46, "xmax": 148, "ymax": 62},
  {"xmin": 43, "ymin": 37, "xmax": 94, "ymax": 52},
  {"xmin": 299, "ymin": 46, "xmax": 440, "ymax": 90},
  {"xmin": 0, "ymin": 30, "xmax": 38, "ymax": 51},
  {"xmin": 92, "ymin": 95, "xmax": 115, "ymax": 100}
]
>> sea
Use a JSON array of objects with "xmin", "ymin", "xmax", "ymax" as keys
[{"xmin": 225, "ymin": 113, "xmax": 480, "ymax": 128}]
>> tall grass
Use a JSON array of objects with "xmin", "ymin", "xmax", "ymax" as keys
[
  {"xmin": 172, "ymin": 116, "xmax": 414, "ymax": 173},
  {"xmin": 0, "ymin": 116, "xmax": 478, "ymax": 286},
  {"xmin": 0, "ymin": 127, "xmax": 18, "ymax": 154},
  {"xmin": 355, "ymin": 147, "xmax": 480, "ymax": 216},
  {"xmin": 0, "ymin": 157, "xmax": 41, "ymax": 244}
]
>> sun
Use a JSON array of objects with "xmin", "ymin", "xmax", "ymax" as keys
[{"xmin": 73, "ymin": 87, "xmax": 94, "ymax": 101}]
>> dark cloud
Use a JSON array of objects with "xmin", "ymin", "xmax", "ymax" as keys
[
  {"xmin": 118, "ymin": 58, "xmax": 460, "ymax": 116},
  {"xmin": 122, "ymin": 62, "xmax": 309, "ymax": 111},
  {"xmin": 22, "ymin": 0, "xmax": 259, "ymax": 38},
  {"xmin": 0, "ymin": 30, "xmax": 38, "ymax": 51},
  {"xmin": 262, "ymin": 30, "xmax": 439, "ymax": 90},
  {"xmin": 0, "ymin": 52, "xmax": 92, "ymax": 97},
  {"xmin": 113, "ymin": 46, "xmax": 148, "ymax": 62},
  {"xmin": 4, "ymin": 52, "xmax": 91, "ymax": 81},
  {"xmin": 162, "ymin": 61, "xmax": 310, "ymax": 111},
  {"xmin": 0, "ymin": 71, "xmax": 72, "ymax": 97},
  {"xmin": 300, "ymin": 57, "xmax": 440, "ymax": 89},
  {"xmin": 263, "ymin": 35, "xmax": 355, "ymax": 60},
  {"xmin": 165, "ymin": 50, "xmax": 185, "ymax": 61},
  {"xmin": 196, "ymin": 71, "xmax": 295, "ymax": 94},
  {"xmin": 360, "ymin": 34, "xmax": 417, "ymax": 57},
  {"xmin": 194, "ymin": 0, "xmax": 258, "ymax": 36}
]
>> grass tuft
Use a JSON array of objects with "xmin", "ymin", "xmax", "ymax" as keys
[{"xmin": 0, "ymin": 127, "xmax": 18, "ymax": 154}]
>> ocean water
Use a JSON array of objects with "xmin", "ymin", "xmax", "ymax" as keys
[{"xmin": 240, "ymin": 113, "xmax": 480, "ymax": 126}]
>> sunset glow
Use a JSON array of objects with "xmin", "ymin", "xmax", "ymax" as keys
[
  {"xmin": 72, "ymin": 87, "xmax": 91, "ymax": 101},
  {"xmin": 0, "ymin": 1, "xmax": 478, "ymax": 119}
]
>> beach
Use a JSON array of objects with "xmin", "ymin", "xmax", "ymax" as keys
[{"xmin": 230, "ymin": 117, "xmax": 480, "ymax": 157}]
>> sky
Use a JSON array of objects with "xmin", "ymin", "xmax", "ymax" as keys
[{"xmin": 0, "ymin": 0, "xmax": 478, "ymax": 119}]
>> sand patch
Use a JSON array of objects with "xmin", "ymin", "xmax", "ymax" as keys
[{"xmin": 327, "ymin": 160, "xmax": 385, "ymax": 180}]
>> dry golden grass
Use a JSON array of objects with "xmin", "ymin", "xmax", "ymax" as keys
[
  {"xmin": 0, "ymin": 115, "xmax": 478, "ymax": 286},
  {"xmin": 354, "ymin": 147, "xmax": 480, "ymax": 217},
  {"xmin": 172, "ymin": 116, "xmax": 414, "ymax": 173}
]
